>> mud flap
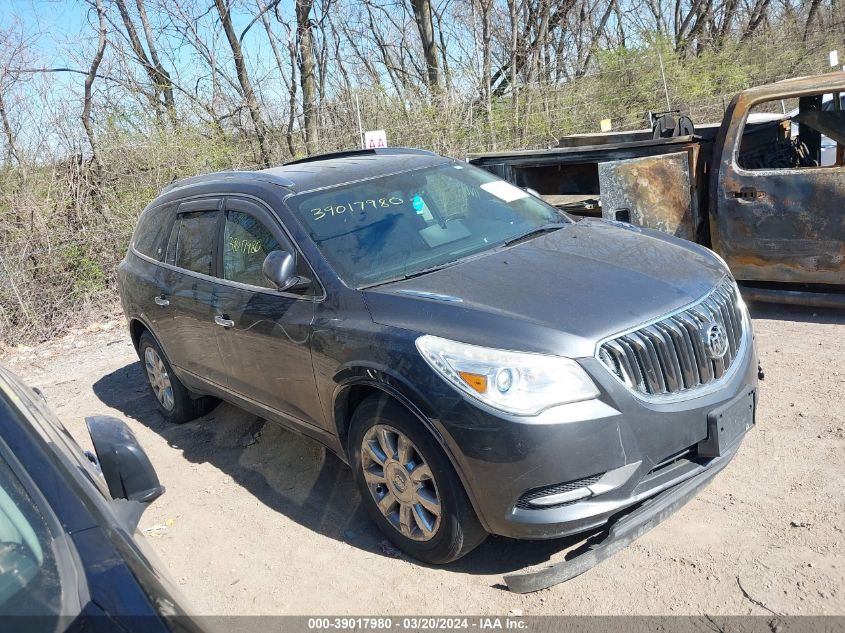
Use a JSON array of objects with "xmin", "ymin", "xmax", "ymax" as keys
[{"xmin": 503, "ymin": 454, "xmax": 733, "ymax": 593}]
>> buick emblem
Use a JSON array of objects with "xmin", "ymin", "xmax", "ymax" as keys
[
  {"xmin": 702, "ymin": 322, "xmax": 729, "ymax": 360},
  {"xmin": 392, "ymin": 472, "xmax": 407, "ymax": 494}
]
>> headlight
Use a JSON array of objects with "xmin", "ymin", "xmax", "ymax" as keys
[{"xmin": 415, "ymin": 335, "xmax": 599, "ymax": 416}]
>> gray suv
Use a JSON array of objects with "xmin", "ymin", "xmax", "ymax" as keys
[{"xmin": 118, "ymin": 148, "xmax": 758, "ymax": 565}]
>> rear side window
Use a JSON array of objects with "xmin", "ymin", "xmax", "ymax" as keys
[
  {"xmin": 223, "ymin": 211, "xmax": 280, "ymax": 288},
  {"xmin": 132, "ymin": 204, "xmax": 171, "ymax": 260},
  {"xmin": 173, "ymin": 211, "xmax": 219, "ymax": 275}
]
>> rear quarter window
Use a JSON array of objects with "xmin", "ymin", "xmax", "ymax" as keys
[{"xmin": 132, "ymin": 204, "xmax": 172, "ymax": 260}]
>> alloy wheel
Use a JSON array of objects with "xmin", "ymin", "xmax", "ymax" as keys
[
  {"xmin": 361, "ymin": 424, "xmax": 442, "ymax": 541},
  {"xmin": 144, "ymin": 347, "xmax": 175, "ymax": 411}
]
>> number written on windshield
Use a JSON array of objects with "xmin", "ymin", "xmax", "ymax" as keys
[{"xmin": 311, "ymin": 196, "xmax": 404, "ymax": 221}]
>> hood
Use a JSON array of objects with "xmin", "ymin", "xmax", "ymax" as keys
[{"xmin": 363, "ymin": 219, "xmax": 728, "ymax": 358}]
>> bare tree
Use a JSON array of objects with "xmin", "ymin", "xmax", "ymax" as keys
[
  {"xmin": 431, "ymin": 0, "xmax": 452, "ymax": 88},
  {"xmin": 256, "ymin": 0, "xmax": 299, "ymax": 156},
  {"xmin": 113, "ymin": 0, "xmax": 166, "ymax": 119},
  {"xmin": 491, "ymin": 0, "xmax": 577, "ymax": 96},
  {"xmin": 410, "ymin": 0, "xmax": 441, "ymax": 92},
  {"xmin": 214, "ymin": 0, "xmax": 271, "ymax": 166},
  {"xmin": 476, "ymin": 0, "xmax": 495, "ymax": 145},
  {"xmin": 0, "ymin": 93, "xmax": 20, "ymax": 166},
  {"xmin": 576, "ymin": 0, "xmax": 616, "ymax": 75},
  {"xmin": 803, "ymin": 0, "xmax": 822, "ymax": 43},
  {"xmin": 739, "ymin": 0, "xmax": 772, "ymax": 43},
  {"xmin": 359, "ymin": 0, "xmax": 418, "ymax": 97},
  {"xmin": 83, "ymin": 0, "xmax": 108, "ymax": 172},
  {"xmin": 715, "ymin": 0, "xmax": 739, "ymax": 46},
  {"xmin": 135, "ymin": 0, "xmax": 177, "ymax": 126},
  {"xmin": 296, "ymin": 0, "xmax": 319, "ymax": 154},
  {"xmin": 0, "ymin": 24, "xmax": 28, "ymax": 168}
]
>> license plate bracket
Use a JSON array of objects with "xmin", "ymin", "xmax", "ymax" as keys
[{"xmin": 698, "ymin": 389, "xmax": 755, "ymax": 458}]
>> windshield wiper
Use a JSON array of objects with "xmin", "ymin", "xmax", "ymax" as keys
[
  {"xmin": 361, "ymin": 262, "xmax": 458, "ymax": 289},
  {"xmin": 502, "ymin": 224, "xmax": 565, "ymax": 247},
  {"xmin": 400, "ymin": 262, "xmax": 456, "ymax": 281}
]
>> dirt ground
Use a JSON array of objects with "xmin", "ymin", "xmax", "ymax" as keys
[{"xmin": 3, "ymin": 302, "xmax": 844, "ymax": 616}]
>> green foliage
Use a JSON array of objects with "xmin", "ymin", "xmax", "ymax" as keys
[{"xmin": 62, "ymin": 245, "xmax": 106, "ymax": 298}]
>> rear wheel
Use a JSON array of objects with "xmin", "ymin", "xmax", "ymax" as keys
[
  {"xmin": 138, "ymin": 332, "xmax": 218, "ymax": 424},
  {"xmin": 349, "ymin": 394, "xmax": 487, "ymax": 564}
]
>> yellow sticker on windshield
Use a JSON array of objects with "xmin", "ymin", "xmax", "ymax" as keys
[{"xmin": 311, "ymin": 196, "xmax": 403, "ymax": 221}]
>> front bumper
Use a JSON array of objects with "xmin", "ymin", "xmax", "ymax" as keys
[
  {"xmin": 504, "ymin": 442, "xmax": 739, "ymax": 592},
  {"xmin": 434, "ymin": 334, "xmax": 758, "ymax": 540}
]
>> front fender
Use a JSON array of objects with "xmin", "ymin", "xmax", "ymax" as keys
[
  {"xmin": 332, "ymin": 362, "xmax": 442, "ymax": 451},
  {"xmin": 330, "ymin": 365, "xmax": 493, "ymax": 533}
]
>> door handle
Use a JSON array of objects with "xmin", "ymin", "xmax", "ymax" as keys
[
  {"xmin": 154, "ymin": 296, "xmax": 170, "ymax": 307},
  {"xmin": 731, "ymin": 187, "xmax": 762, "ymax": 202},
  {"xmin": 214, "ymin": 315, "xmax": 235, "ymax": 328}
]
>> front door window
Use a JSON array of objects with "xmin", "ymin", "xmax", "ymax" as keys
[
  {"xmin": 739, "ymin": 91, "xmax": 845, "ymax": 169},
  {"xmin": 222, "ymin": 211, "xmax": 281, "ymax": 288}
]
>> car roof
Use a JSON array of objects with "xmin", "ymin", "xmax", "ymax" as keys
[{"xmin": 161, "ymin": 147, "xmax": 449, "ymax": 196}]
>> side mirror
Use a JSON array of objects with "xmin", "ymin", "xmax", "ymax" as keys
[
  {"xmin": 86, "ymin": 416, "xmax": 164, "ymax": 528},
  {"xmin": 262, "ymin": 250, "xmax": 310, "ymax": 292}
]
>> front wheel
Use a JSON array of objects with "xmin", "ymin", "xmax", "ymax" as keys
[{"xmin": 349, "ymin": 394, "xmax": 487, "ymax": 564}]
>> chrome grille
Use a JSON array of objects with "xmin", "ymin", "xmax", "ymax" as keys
[{"xmin": 598, "ymin": 277, "xmax": 745, "ymax": 398}]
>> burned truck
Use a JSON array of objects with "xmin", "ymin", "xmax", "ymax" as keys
[{"xmin": 469, "ymin": 73, "xmax": 845, "ymax": 307}]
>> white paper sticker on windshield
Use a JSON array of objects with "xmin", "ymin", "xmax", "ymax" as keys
[{"xmin": 480, "ymin": 180, "xmax": 529, "ymax": 203}]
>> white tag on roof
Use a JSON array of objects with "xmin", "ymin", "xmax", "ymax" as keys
[{"xmin": 364, "ymin": 130, "xmax": 387, "ymax": 148}]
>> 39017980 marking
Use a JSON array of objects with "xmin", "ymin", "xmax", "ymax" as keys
[
  {"xmin": 307, "ymin": 617, "xmax": 394, "ymax": 630},
  {"xmin": 311, "ymin": 196, "xmax": 403, "ymax": 220}
]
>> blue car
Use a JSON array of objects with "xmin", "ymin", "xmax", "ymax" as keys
[{"xmin": 0, "ymin": 364, "xmax": 204, "ymax": 632}]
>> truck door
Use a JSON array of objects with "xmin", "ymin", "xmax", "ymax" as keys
[
  {"xmin": 598, "ymin": 149, "xmax": 701, "ymax": 242},
  {"xmin": 713, "ymin": 85, "xmax": 845, "ymax": 286}
]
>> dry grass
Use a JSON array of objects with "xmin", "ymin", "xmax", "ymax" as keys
[{"xmin": 0, "ymin": 30, "xmax": 838, "ymax": 344}]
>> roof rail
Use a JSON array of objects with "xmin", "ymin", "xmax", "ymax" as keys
[
  {"xmin": 282, "ymin": 147, "xmax": 434, "ymax": 166},
  {"xmin": 160, "ymin": 169, "xmax": 295, "ymax": 194}
]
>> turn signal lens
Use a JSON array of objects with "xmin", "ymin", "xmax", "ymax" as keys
[{"xmin": 458, "ymin": 372, "xmax": 488, "ymax": 393}]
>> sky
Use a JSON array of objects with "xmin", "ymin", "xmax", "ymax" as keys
[
  {"xmin": 5, "ymin": 0, "xmax": 91, "ymax": 65},
  {"xmin": 1, "ymin": 0, "xmax": 294, "ymax": 152},
  {"xmin": 1, "ymin": 0, "xmax": 282, "ymax": 76}
]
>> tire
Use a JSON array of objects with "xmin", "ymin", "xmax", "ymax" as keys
[
  {"xmin": 138, "ymin": 332, "xmax": 218, "ymax": 424},
  {"xmin": 349, "ymin": 394, "xmax": 487, "ymax": 564}
]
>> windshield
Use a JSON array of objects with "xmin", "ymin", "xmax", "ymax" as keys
[
  {"xmin": 0, "ymin": 454, "xmax": 61, "ymax": 618},
  {"xmin": 288, "ymin": 163, "xmax": 569, "ymax": 287}
]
